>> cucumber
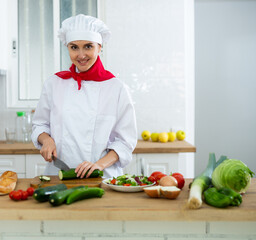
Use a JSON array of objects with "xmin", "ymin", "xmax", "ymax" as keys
[
  {"xmin": 39, "ymin": 175, "xmax": 51, "ymax": 181},
  {"xmin": 59, "ymin": 168, "xmax": 103, "ymax": 180},
  {"xmin": 33, "ymin": 184, "xmax": 67, "ymax": 202},
  {"xmin": 49, "ymin": 185, "xmax": 87, "ymax": 206},
  {"xmin": 66, "ymin": 187, "xmax": 105, "ymax": 205}
]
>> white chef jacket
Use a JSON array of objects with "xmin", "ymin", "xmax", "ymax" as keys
[{"xmin": 31, "ymin": 74, "xmax": 137, "ymax": 178}]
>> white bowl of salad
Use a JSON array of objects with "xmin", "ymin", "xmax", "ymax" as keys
[{"xmin": 102, "ymin": 174, "xmax": 155, "ymax": 192}]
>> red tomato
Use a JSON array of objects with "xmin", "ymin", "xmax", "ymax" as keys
[
  {"xmin": 172, "ymin": 175, "xmax": 185, "ymax": 189},
  {"xmin": 110, "ymin": 179, "xmax": 116, "ymax": 185},
  {"xmin": 171, "ymin": 172, "xmax": 184, "ymax": 178},
  {"xmin": 140, "ymin": 183, "xmax": 147, "ymax": 186},
  {"xmin": 12, "ymin": 191, "xmax": 22, "ymax": 201},
  {"xmin": 21, "ymin": 191, "xmax": 28, "ymax": 200},
  {"xmin": 150, "ymin": 171, "xmax": 163, "ymax": 179},
  {"xmin": 148, "ymin": 176, "xmax": 156, "ymax": 184},
  {"xmin": 26, "ymin": 187, "xmax": 34, "ymax": 196},
  {"xmin": 123, "ymin": 183, "xmax": 131, "ymax": 186},
  {"xmin": 9, "ymin": 191, "xmax": 15, "ymax": 200},
  {"xmin": 155, "ymin": 173, "xmax": 167, "ymax": 185}
]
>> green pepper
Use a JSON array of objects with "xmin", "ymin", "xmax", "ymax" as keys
[
  {"xmin": 218, "ymin": 187, "xmax": 242, "ymax": 206},
  {"xmin": 203, "ymin": 187, "xmax": 233, "ymax": 208}
]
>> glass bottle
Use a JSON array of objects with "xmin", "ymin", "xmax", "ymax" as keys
[{"xmin": 16, "ymin": 111, "xmax": 26, "ymax": 142}]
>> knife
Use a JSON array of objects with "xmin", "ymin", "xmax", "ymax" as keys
[{"xmin": 52, "ymin": 156, "xmax": 70, "ymax": 171}]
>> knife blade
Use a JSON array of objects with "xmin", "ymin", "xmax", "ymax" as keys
[{"xmin": 52, "ymin": 156, "xmax": 70, "ymax": 171}]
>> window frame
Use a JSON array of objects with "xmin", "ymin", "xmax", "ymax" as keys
[{"xmin": 6, "ymin": 0, "xmax": 104, "ymax": 108}]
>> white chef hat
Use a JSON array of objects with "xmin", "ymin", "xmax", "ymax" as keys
[{"xmin": 58, "ymin": 14, "xmax": 111, "ymax": 46}]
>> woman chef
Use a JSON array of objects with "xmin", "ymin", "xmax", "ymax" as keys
[{"xmin": 31, "ymin": 14, "xmax": 137, "ymax": 178}]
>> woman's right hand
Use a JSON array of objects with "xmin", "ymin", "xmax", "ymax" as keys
[{"xmin": 38, "ymin": 133, "xmax": 57, "ymax": 162}]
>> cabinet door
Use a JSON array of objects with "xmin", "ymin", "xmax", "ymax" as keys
[
  {"xmin": 136, "ymin": 153, "xmax": 179, "ymax": 176},
  {"xmin": 0, "ymin": 155, "xmax": 25, "ymax": 178},
  {"xmin": 25, "ymin": 154, "xmax": 47, "ymax": 178}
]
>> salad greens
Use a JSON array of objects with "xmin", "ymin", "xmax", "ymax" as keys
[{"xmin": 106, "ymin": 174, "xmax": 153, "ymax": 186}]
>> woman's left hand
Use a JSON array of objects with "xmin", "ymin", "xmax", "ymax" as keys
[{"xmin": 75, "ymin": 161, "xmax": 103, "ymax": 178}]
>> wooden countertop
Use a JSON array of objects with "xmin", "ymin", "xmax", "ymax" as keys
[
  {"xmin": 0, "ymin": 178, "xmax": 255, "ymax": 221},
  {"xmin": 0, "ymin": 140, "xmax": 196, "ymax": 154}
]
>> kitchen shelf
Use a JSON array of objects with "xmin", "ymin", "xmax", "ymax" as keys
[{"xmin": 0, "ymin": 140, "xmax": 196, "ymax": 155}]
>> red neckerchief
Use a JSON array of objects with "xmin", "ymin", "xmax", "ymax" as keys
[{"xmin": 55, "ymin": 56, "xmax": 115, "ymax": 90}]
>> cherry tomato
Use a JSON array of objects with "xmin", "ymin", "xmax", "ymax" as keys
[
  {"xmin": 110, "ymin": 179, "xmax": 116, "ymax": 185},
  {"xmin": 150, "ymin": 171, "xmax": 163, "ymax": 179},
  {"xmin": 172, "ymin": 175, "xmax": 185, "ymax": 189},
  {"xmin": 140, "ymin": 183, "xmax": 147, "ymax": 186},
  {"xmin": 148, "ymin": 176, "xmax": 156, "ymax": 184},
  {"xmin": 9, "ymin": 191, "xmax": 15, "ymax": 200},
  {"xmin": 123, "ymin": 183, "xmax": 131, "ymax": 186},
  {"xmin": 21, "ymin": 191, "xmax": 28, "ymax": 200},
  {"xmin": 26, "ymin": 187, "xmax": 35, "ymax": 196},
  {"xmin": 155, "ymin": 173, "xmax": 167, "ymax": 185},
  {"xmin": 171, "ymin": 172, "xmax": 184, "ymax": 178},
  {"xmin": 12, "ymin": 191, "xmax": 22, "ymax": 201}
]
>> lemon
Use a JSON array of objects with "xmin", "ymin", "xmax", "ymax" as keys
[
  {"xmin": 158, "ymin": 132, "xmax": 168, "ymax": 143},
  {"xmin": 176, "ymin": 130, "xmax": 186, "ymax": 141},
  {"xmin": 151, "ymin": 133, "xmax": 159, "ymax": 142},
  {"xmin": 141, "ymin": 130, "xmax": 151, "ymax": 141},
  {"xmin": 168, "ymin": 132, "xmax": 176, "ymax": 142}
]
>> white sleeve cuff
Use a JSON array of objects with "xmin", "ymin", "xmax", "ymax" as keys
[
  {"xmin": 107, "ymin": 140, "xmax": 134, "ymax": 168},
  {"xmin": 31, "ymin": 127, "xmax": 51, "ymax": 150}
]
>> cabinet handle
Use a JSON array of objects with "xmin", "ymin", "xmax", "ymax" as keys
[
  {"xmin": 139, "ymin": 158, "xmax": 144, "ymax": 176},
  {"xmin": 12, "ymin": 39, "xmax": 17, "ymax": 56}
]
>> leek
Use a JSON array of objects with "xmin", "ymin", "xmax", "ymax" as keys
[{"xmin": 188, "ymin": 153, "xmax": 216, "ymax": 209}]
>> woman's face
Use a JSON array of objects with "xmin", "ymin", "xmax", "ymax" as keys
[{"xmin": 67, "ymin": 40, "xmax": 101, "ymax": 72}]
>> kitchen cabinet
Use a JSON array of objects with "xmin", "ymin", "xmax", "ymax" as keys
[
  {"xmin": 137, "ymin": 153, "xmax": 179, "ymax": 176},
  {"xmin": 1, "ymin": 153, "xmax": 178, "ymax": 178},
  {"xmin": 25, "ymin": 154, "xmax": 46, "ymax": 178},
  {"xmin": 123, "ymin": 153, "xmax": 178, "ymax": 176},
  {"xmin": 0, "ymin": 155, "xmax": 25, "ymax": 178},
  {"xmin": 0, "ymin": 154, "xmax": 45, "ymax": 178}
]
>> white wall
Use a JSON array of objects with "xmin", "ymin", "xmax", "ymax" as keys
[
  {"xmin": 195, "ymin": 0, "xmax": 256, "ymax": 175},
  {"xmin": 102, "ymin": 0, "xmax": 194, "ymax": 177}
]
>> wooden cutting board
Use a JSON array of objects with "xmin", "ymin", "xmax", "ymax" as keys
[{"xmin": 30, "ymin": 176, "xmax": 103, "ymax": 189}]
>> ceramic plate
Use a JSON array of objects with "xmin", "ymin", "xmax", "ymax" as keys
[{"xmin": 102, "ymin": 178, "xmax": 155, "ymax": 193}]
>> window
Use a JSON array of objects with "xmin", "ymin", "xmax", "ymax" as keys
[{"xmin": 7, "ymin": 0, "xmax": 98, "ymax": 108}]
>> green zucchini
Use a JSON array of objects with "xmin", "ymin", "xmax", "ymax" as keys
[
  {"xmin": 59, "ymin": 168, "xmax": 103, "ymax": 180},
  {"xmin": 49, "ymin": 186, "xmax": 87, "ymax": 206},
  {"xmin": 66, "ymin": 187, "xmax": 105, "ymax": 205},
  {"xmin": 33, "ymin": 184, "xmax": 67, "ymax": 202}
]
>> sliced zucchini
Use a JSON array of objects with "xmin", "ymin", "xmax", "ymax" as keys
[{"xmin": 39, "ymin": 175, "xmax": 51, "ymax": 182}]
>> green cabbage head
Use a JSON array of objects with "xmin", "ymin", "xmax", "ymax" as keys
[{"xmin": 212, "ymin": 159, "xmax": 254, "ymax": 194}]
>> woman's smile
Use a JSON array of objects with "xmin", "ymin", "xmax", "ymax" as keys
[
  {"xmin": 77, "ymin": 58, "xmax": 89, "ymax": 66},
  {"xmin": 68, "ymin": 40, "xmax": 101, "ymax": 72}
]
